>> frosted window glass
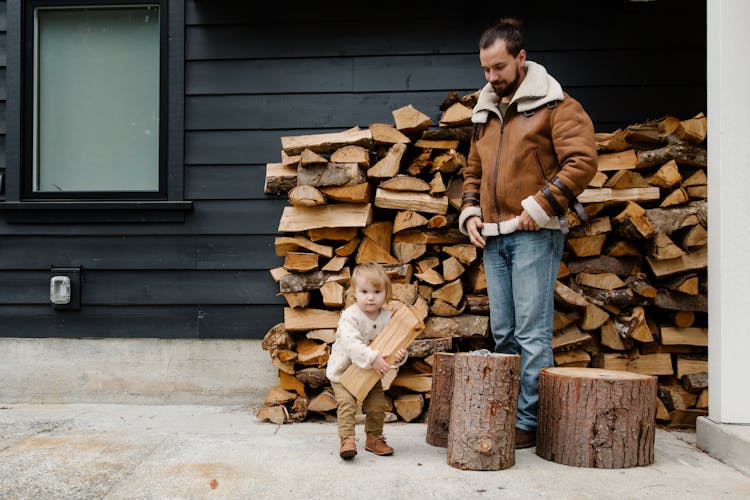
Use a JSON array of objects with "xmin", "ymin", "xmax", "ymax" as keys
[{"xmin": 34, "ymin": 6, "xmax": 160, "ymax": 192}]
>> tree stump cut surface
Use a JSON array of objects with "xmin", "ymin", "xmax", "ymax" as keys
[
  {"xmin": 425, "ymin": 352, "xmax": 454, "ymax": 447},
  {"xmin": 447, "ymin": 353, "xmax": 520, "ymax": 470},
  {"xmin": 537, "ymin": 367, "xmax": 657, "ymax": 468}
]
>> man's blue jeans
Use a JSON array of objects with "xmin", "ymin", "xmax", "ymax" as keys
[{"xmin": 483, "ymin": 229, "xmax": 564, "ymax": 431}]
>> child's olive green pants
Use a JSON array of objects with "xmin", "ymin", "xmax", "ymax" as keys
[{"xmin": 331, "ymin": 380, "xmax": 385, "ymax": 438}]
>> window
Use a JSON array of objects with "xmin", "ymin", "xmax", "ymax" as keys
[
  {"xmin": 2, "ymin": 0, "xmax": 190, "ymax": 222},
  {"xmin": 31, "ymin": 5, "xmax": 162, "ymax": 196}
]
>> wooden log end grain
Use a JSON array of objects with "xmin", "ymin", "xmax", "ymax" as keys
[{"xmin": 537, "ymin": 367, "xmax": 657, "ymax": 469}]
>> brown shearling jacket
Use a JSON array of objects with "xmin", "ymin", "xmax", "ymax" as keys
[{"xmin": 459, "ymin": 61, "xmax": 598, "ymax": 235}]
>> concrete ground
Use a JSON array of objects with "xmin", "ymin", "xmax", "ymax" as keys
[{"xmin": 0, "ymin": 404, "xmax": 749, "ymax": 500}]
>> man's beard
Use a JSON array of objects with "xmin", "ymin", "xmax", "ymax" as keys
[{"xmin": 492, "ymin": 71, "xmax": 521, "ymax": 98}]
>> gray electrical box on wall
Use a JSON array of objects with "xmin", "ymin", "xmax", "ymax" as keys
[{"xmin": 50, "ymin": 266, "xmax": 81, "ymax": 310}]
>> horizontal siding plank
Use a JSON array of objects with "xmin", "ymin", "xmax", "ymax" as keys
[
  {"xmin": 186, "ymin": 87, "xmax": 706, "ymax": 134},
  {"xmin": 186, "ymin": 58, "xmax": 354, "ymax": 95},
  {"xmin": 0, "ymin": 200, "xmax": 287, "ymax": 235},
  {"xmin": 185, "ymin": 2, "xmax": 490, "ymax": 26},
  {"xmin": 186, "ymin": 0, "xmax": 703, "ymax": 27},
  {"xmin": 0, "ymin": 34, "xmax": 6, "ymax": 66},
  {"xmin": 0, "ymin": 269, "xmax": 285, "ymax": 305},
  {"xmin": 186, "ymin": 49, "xmax": 703, "ymax": 96},
  {"xmin": 185, "ymin": 165, "xmax": 268, "ymax": 200},
  {"xmin": 0, "ymin": 235, "xmax": 278, "ymax": 269},
  {"xmin": 0, "ymin": 68, "xmax": 6, "ymax": 99},
  {"xmin": 186, "ymin": 130, "xmax": 302, "ymax": 166},
  {"xmin": 0, "ymin": 305, "xmax": 282, "ymax": 339},
  {"xmin": 186, "ymin": 22, "xmax": 478, "ymax": 60},
  {"xmin": 0, "ymin": 135, "xmax": 6, "ymax": 168},
  {"xmin": 186, "ymin": 129, "xmax": 285, "ymax": 166},
  {"xmin": 185, "ymin": 91, "xmax": 453, "ymax": 131},
  {"xmin": 185, "ymin": 5, "xmax": 703, "ymax": 59}
]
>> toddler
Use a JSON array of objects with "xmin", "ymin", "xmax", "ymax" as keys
[{"xmin": 326, "ymin": 261, "xmax": 407, "ymax": 459}]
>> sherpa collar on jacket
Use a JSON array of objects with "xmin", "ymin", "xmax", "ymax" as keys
[{"xmin": 472, "ymin": 61, "xmax": 564, "ymax": 124}]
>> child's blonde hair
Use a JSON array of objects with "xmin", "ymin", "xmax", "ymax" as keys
[{"xmin": 350, "ymin": 261, "xmax": 392, "ymax": 302}]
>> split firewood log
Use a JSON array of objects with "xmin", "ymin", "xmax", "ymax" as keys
[
  {"xmin": 392, "ymin": 104, "xmax": 432, "ymax": 138},
  {"xmin": 281, "ymin": 128, "xmax": 373, "ymax": 156}
]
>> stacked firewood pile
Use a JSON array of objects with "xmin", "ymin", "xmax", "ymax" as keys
[
  {"xmin": 558, "ymin": 112, "xmax": 708, "ymax": 427},
  {"xmin": 258, "ymin": 90, "xmax": 708, "ymax": 428}
]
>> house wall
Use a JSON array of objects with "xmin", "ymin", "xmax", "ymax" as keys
[{"xmin": 0, "ymin": 1, "xmax": 706, "ymax": 340}]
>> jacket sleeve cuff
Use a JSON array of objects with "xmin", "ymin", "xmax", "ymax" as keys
[
  {"xmin": 367, "ymin": 348, "xmax": 381, "ymax": 368},
  {"xmin": 522, "ymin": 195, "xmax": 552, "ymax": 226},
  {"xmin": 458, "ymin": 206, "xmax": 482, "ymax": 235}
]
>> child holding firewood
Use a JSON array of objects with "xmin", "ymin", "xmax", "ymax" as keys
[{"xmin": 326, "ymin": 261, "xmax": 408, "ymax": 460}]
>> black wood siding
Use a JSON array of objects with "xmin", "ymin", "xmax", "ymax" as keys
[{"xmin": 0, "ymin": 0, "xmax": 706, "ymax": 338}]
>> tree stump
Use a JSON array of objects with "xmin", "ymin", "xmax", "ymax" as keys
[
  {"xmin": 425, "ymin": 352, "xmax": 454, "ymax": 447},
  {"xmin": 447, "ymin": 352, "xmax": 520, "ymax": 470},
  {"xmin": 537, "ymin": 367, "xmax": 657, "ymax": 468}
]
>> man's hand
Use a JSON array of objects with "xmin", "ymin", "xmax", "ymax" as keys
[
  {"xmin": 466, "ymin": 216, "xmax": 486, "ymax": 249},
  {"xmin": 518, "ymin": 210, "xmax": 540, "ymax": 231}
]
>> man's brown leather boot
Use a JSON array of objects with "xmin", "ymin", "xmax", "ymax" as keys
[
  {"xmin": 339, "ymin": 436, "xmax": 357, "ymax": 459},
  {"xmin": 365, "ymin": 434, "xmax": 394, "ymax": 456},
  {"xmin": 515, "ymin": 427, "xmax": 536, "ymax": 449}
]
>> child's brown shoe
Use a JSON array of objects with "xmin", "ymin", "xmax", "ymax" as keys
[
  {"xmin": 339, "ymin": 436, "xmax": 357, "ymax": 459},
  {"xmin": 365, "ymin": 434, "xmax": 394, "ymax": 456}
]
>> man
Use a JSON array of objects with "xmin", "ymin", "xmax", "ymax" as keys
[{"xmin": 458, "ymin": 18, "xmax": 597, "ymax": 449}]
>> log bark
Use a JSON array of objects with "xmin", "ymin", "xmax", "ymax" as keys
[
  {"xmin": 407, "ymin": 337, "xmax": 453, "ymax": 357},
  {"xmin": 447, "ymin": 353, "xmax": 520, "ymax": 470},
  {"xmin": 425, "ymin": 352, "xmax": 455, "ymax": 447},
  {"xmin": 566, "ymin": 255, "xmax": 639, "ymax": 276},
  {"xmin": 654, "ymin": 289, "xmax": 707, "ymax": 312},
  {"xmin": 681, "ymin": 372, "xmax": 708, "ymax": 393},
  {"xmin": 296, "ymin": 162, "xmax": 365, "ymax": 188},
  {"xmin": 264, "ymin": 163, "xmax": 297, "ymax": 195},
  {"xmin": 537, "ymin": 367, "xmax": 657, "ymax": 468},
  {"xmin": 645, "ymin": 200, "xmax": 706, "ymax": 234},
  {"xmin": 636, "ymin": 143, "xmax": 707, "ymax": 168}
]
